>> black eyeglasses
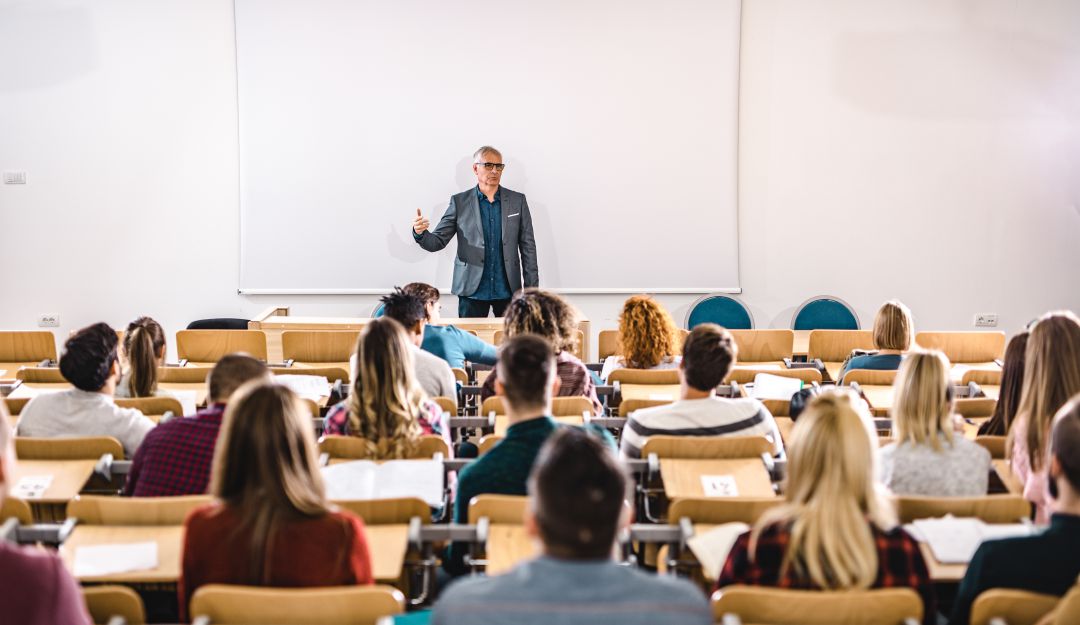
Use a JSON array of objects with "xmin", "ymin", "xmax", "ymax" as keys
[{"xmin": 478, "ymin": 162, "xmax": 505, "ymax": 172}]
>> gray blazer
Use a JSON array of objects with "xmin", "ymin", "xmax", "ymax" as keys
[{"xmin": 415, "ymin": 186, "xmax": 539, "ymax": 297}]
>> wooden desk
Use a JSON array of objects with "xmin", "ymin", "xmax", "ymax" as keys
[
  {"xmin": 11, "ymin": 459, "xmax": 97, "ymax": 522},
  {"xmin": 61, "ymin": 525, "xmax": 184, "ymax": 584},
  {"xmin": 993, "ymin": 460, "xmax": 1023, "ymax": 495},
  {"xmin": 858, "ymin": 385, "xmax": 894, "ymax": 417},
  {"xmin": 620, "ymin": 384, "xmax": 680, "ymax": 402},
  {"xmin": 659, "ymin": 459, "xmax": 775, "ymax": 500},
  {"xmin": 485, "ymin": 524, "xmax": 537, "ymax": 576},
  {"xmin": 919, "ymin": 542, "xmax": 966, "ymax": 582},
  {"xmin": 494, "ymin": 415, "xmax": 583, "ymax": 436},
  {"xmin": 365, "ymin": 524, "xmax": 409, "ymax": 582}
]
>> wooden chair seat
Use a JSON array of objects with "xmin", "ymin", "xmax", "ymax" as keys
[{"xmin": 189, "ymin": 584, "xmax": 404, "ymax": 625}]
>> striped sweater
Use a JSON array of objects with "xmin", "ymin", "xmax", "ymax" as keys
[{"xmin": 619, "ymin": 396, "xmax": 783, "ymax": 459}]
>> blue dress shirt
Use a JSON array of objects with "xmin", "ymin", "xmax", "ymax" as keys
[{"xmin": 471, "ymin": 186, "xmax": 512, "ymax": 301}]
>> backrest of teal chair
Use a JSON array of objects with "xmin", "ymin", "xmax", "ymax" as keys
[
  {"xmin": 793, "ymin": 297, "xmax": 859, "ymax": 330},
  {"xmin": 372, "ymin": 303, "xmax": 386, "ymax": 318},
  {"xmin": 686, "ymin": 295, "xmax": 753, "ymax": 330}
]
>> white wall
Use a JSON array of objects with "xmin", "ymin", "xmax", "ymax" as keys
[{"xmin": 1, "ymin": 0, "xmax": 1077, "ymax": 358}]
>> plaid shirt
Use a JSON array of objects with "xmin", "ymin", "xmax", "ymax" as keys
[
  {"xmin": 717, "ymin": 522, "xmax": 936, "ymax": 625},
  {"xmin": 480, "ymin": 350, "xmax": 603, "ymax": 415},
  {"xmin": 123, "ymin": 404, "xmax": 225, "ymax": 497}
]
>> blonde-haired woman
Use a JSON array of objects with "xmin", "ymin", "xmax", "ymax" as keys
[
  {"xmin": 600, "ymin": 295, "xmax": 682, "ymax": 382},
  {"xmin": 179, "ymin": 382, "xmax": 373, "ymax": 619},
  {"xmin": 323, "ymin": 317, "xmax": 449, "ymax": 458},
  {"xmin": 717, "ymin": 390, "xmax": 935, "ymax": 624},
  {"xmin": 881, "ymin": 350, "xmax": 990, "ymax": 496},
  {"xmin": 838, "ymin": 300, "xmax": 914, "ymax": 382},
  {"xmin": 1009, "ymin": 311, "xmax": 1080, "ymax": 523}
]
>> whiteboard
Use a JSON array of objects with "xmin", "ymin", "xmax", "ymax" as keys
[{"xmin": 235, "ymin": 0, "xmax": 742, "ymax": 294}]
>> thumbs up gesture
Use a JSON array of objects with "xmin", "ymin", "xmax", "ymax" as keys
[{"xmin": 413, "ymin": 208, "xmax": 430, "ymax": 235}]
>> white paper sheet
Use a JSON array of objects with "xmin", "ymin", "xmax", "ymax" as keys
[
  {"xmin": 275, "ymin": 375, "xmax": 331, "ymax": 401},
  {"xmin": 73, "ymin": 542, "xmax": 158, "ymax": 577},
  {"xmin": 168, "ymin": 390, "xmax": 198, "ymax": 416},
  {"xmin": 908, "ymin": 517, "xmax": 1032, "ymax": 564},
  {"xmin": 12, "ymin": 475, "xmax": 52, "ymax": 499},
  {"xmin": 750, "ymin": 373, "xmax": 805, "ymax": 400},
  {"xmin": 687, "ymin": 522, "xmax": 750, "ymax": 580},
  {"xmin": 700, "ymin": 475, "xmax": 739, "ymax": 497},
  {"xmin": 322, "ymin": 459, "xmax": 443, "ymax": 507}
]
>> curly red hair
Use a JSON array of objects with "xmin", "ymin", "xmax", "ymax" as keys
[{"xmin": 616, "ymin": 295, "xmax": 681, "ymax": 368}]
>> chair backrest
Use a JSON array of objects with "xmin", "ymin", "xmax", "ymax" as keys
[
  {"xmin": 668, "ymin": 497, "xmax": 782, "ymax": 526},
  {"xmin": 914, "ymin": 331, "xmax": 1006, "ymax": 363},
  {"xmin": 190, "ymin": 584, "xmax": 404, "ymax": 625},
  {"xmin": 618, "ymin": 398, "xmax": 674, "ymax": 417},
  {"xmin": 16, "ymin": 436, "xmax": 124, "ymax": 461},
  {"xmin": 479, "ymin": 395, "xmax": 593, "ymax": 417},
  {"xmin": 598, "ymin": 329, "xmax": 619, "ymax": 360},
  {"xmin": 477, "ymin": 435, "xmax": 502, "ymax": 455},
  {"xmin": 3, "ymin": 397, "xmax": 30, "ymax": 416},
  {"xmin": 115, "ymin": 396, "xmax": 184, "ymax": 418},
  {"xmin": 468, "ymin": 494, "xmax": 528, "ymax": 524},
  {"xmin": 641, "ymin": 435, "xmax": 773, "ymax": 460},
  {"xmin": 725, "ymin": 367, "xmax": 822, "ymax": 385},
  {"xmin": 712, "ymin": 585, "xmax": 923, "ymax": 625},
  {"xmin": 176, "ymin": 330, "xmax": 268, "ymax": 363},
  {"xmin": 961, "ymin": 368, "xmax": 1002, "ymax": 386},
  {"xmin": 15, "ymin": 367, "xmax": 66, "ymax": 383},
  {"xmin": 433, "ymin": 396, "xmax": 457, "ymax": 416},
  {"xmin": 608, "ymin": 368, "xmax": 680, "ymax": 385},
  {"xmin": 270, "ymin": 366, "xmax": 350, "ymax": 385},
  {"xmin": 492, "ymin": 329, "xmax": 586, "ymax": 361},
  {"xmin": 451, "ymin": 368, "xmax": 468, "ymax": 385},
  {"xmin": 1052, "ymin": 580, "xmax": 1080, "ymax": 624},
  {"xmin": 841, "ymin": 369, "xmax": 897, "ymax": 386},
  {"xmin": 331, "ymin": 497, "xmax": 429, "ymax": 525},
  {"xmin": 0, "ymin": 497, "xmax": 33, "ymax": 524},
  {"xmin": 729, "ymin": 329, "xmax": 795, "ymax": 362},
  {"xmin": 319, "ymin": 435, "xmax": 448, "ymax": 460},
  {"xmin": 0, "ymin": 330, "xmax": 57, "ymax": 362},
  {"xmin": 372, "ymin": 303, "xmax": 386, "ymax": 318},
  {"xmin": 281, "ymin": 331, "xmax": 360, "ymax": 363},
  {"xmin": 83, "ymin": 585, "xmax": 147, "ymax": 625},
  {"xmin": 974, "ymin": 435, "xmax": 1007, "ymax": 459},
  {"xmin": 68, "ymin": 495, "xmax": 212, "ymax": 525},
  {"xmin": 893, "ymin": 494, "xmax": 1031, "ymax": 524},
  {"xmin": 955, "ymin": 398, "xmax": 996, "ymax": 419},
  {"xmin": 159, "ymin": 366, "xmax": 213, "ymax": 383},
  {"xmin": 807, "ymin": 330, "xmax": 876, "ymax": 363},
  {"xmin": 969, "ymin": 588, "xmax": 1059, "ymax": 625},
  {"xmin": 686, "ymin": 295, "xmax": 754, "ymax": 330},
  {"xmin": 792, "ymin": 297, "xmax": 860, "ymax": 331}
]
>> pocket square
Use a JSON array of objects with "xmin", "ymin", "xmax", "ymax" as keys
[{"xmin": 507, "ymin": 212, "xmax": 520, "ymax": 218}]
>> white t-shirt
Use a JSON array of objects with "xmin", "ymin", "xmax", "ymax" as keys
[{"xmin": 16, "ymin": 388, "xmax": 156, "ymax": 458}]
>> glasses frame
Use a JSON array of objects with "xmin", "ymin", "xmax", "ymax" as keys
[{"xmin": 476, "ymin": 162, "xmax": 506, "ymax": 172}]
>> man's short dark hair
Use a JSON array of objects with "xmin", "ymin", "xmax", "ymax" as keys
[
  {"xmin": 681, "ymin": 323, "xmax": 738, "ymax": 392},
  {"xmin": 380, "ymin": 288, "xmax": 427, "ymax": 332},
  {"xmin": 529, "ymin": 427, "xmax": 628, "ymax": 559},
  {"xmin": 401, "ymin": 283, "xmax": 440, "ymax": 309},
  {"xmin": 60, "ymin": 322, "xmax": 119, "ymax": 391},
  {"xmin": 498, "ymin": 334, "xmax": 554, "ymax": 411},
  {"xmin": 208, "ymin": 354, "xmax": 271, "ymax": 404}
]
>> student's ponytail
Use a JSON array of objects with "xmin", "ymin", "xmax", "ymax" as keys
[{"xmin": 123, "ymin": 317, "xmax": 166, "ymax": 397}]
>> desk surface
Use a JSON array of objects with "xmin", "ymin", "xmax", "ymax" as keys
[
  {"xmin": 365, "ymin": 524, "xmax": 409, "ymax": 581},
  {"xmin": 660, "ymin": 458, "xmax": 775, "ymax": 500},
  {"xmin": 485, "ymin": 524, "xmax": 537, "ymax": 576},
  {"xmin": 11, "ymin": 459, "xmax": 96, "ymax": 505},
  {"xmin": 61, "ymin": 525, "xmax": 184, "ymax": 584}
]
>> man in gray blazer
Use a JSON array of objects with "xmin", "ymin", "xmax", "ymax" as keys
[{"xmin": 412, "ymin": 146, "xmax": 539, "ymax": 317}]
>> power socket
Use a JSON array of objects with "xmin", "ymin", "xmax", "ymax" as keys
[
  {"xmin": 974, "ymin": 313, "xmax": 998, "ymax": 328},
  {"xmin": 38, "ymin": 313, "xmax": 60, "ymax": 328}
]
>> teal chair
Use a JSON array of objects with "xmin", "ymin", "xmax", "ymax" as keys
[
  {"xmin": 371, "ymin": 303, "xmax": 386, "ymax": 318},
  {"xmin": 792, "ymin": 296, "xmax": 859, "ymax": 330},
  {"xmin": 685, "ymin": 295, "xmax": 753, "ymax": 330}
]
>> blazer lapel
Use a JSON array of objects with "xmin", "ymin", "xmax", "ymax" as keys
[{"xmin": 466, "ymin": 189, "xmax": 483, "ymax": 245}]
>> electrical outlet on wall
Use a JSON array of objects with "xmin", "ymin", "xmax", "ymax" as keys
[
  {"xmin": 975, "ymin": 313, "xmax": 998, "ymax": 328},
  {"xmin": 38, "ymin": 313, "xmax": 60, "ymax": 328}
]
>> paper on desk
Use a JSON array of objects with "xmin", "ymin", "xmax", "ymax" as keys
[
  {"xmin": 701, "ymin": 475, "xmax": 739, "ymax": 497},
  {"xmin": 908, "ymin": 517, "xmax": 1032, "ymax": 564},
  {"xmin": 169, "ymin": 390, "xmax": 198, "ymax": 416},
  {"xmin": 687, "ymin": 522, "xmax": 750, "ymax": 580},
  {"xmin": 275, "ymin": 375, "xmax": 331, "ymax": 400},
  {"xmin": 322, "ymin": 459, "xmax": 443, "ymax": 507},
  {"xmin": 750, "ymin": 373, "xmax": 804, "ymax": 400},
  {"xmin": 12, "ymin": 475, "xmax": 52, "ymax": 499},
  {"xmin": 73, "ymin": 542, "xmax": 158, "ymax": 577}
]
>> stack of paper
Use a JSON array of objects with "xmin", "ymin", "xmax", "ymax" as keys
[
  {"xmin": 73, "ymin": 542, "xmax": 159, "ymax": 577},
  {"xmin": 322, "ymin": 459, "xmax": 443, "ymax": 507},
  {"xmin": 750, "ymin": 373, "xmax": 804, "ymax": 400},
  {"xmin": 908, "ymin": 516, "xmax": 1032, "ymax": 564},
  {"xmin": 686, "ymin": 522, "xmax": 750, "ymax": 580}
]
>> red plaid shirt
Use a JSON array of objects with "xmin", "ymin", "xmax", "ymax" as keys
[
  {"xmin": 717, "ymin": 522, "xmax": 936, "ymax": 625},
  {"xmin": 480, "ymin": 351, "xmax": 603, "ymax": 415},
  {"xmin": 123, "ymin": 404, "xmax": 225, "ymax": 497}
]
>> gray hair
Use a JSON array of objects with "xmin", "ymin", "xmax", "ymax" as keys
[{"xmin": 473, "ymin": 145, "xmax": 502, "ymax": 163}]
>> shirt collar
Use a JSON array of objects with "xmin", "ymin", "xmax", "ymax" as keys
[
  {"xmin": 476, "ymin": 185, "xmax": 501, "ymax": 202},
  {"xmin": 196, "ymin": 402, "xmax": 227, "ymax": 421}
]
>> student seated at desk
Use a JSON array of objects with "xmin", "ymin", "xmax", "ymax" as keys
[
  {"xmin": 879, "ymin": 350, "xmax": 990, "ymax": 497},
  {"xmin": 403, "ymin": 282, "xmax": 497, "ymax": 370},
  {"xmin": 480, "ymin": 289, "xmax": 602, "ymax": 415},
  {"xmin": 950, "ymin": 396, "xmax": 1080, "ymax": 625},
  {"xmin": 116, "ymin": 316, "xmax": 176, "ymax": 399},
  {"xmin": 837, "ymin": 300, "xmax": 913, "ymax": 382},
  {"xmin": 17, "ymin": 322, "xmax": 155, "ymax": 458},
  {"xmin": 179, "ymin": 382, "xmax": 373, "ymax": 620},
  {"xmin": 0, "ymin": 402, "xmax": 92, "ymax": 625},
  {"xmin": 600, "ymin": 294, "xmax": 681, "ymax": 382},
  {"xmin": 434, "ymin": 427, "xmax": 710, "ymax": 625},
  {"xmin": 1009, "ymin": 311, "xmax": 1080, "ymax": 524},
  {"xmin": 978, "ymin": 330, "xmax": 1028, "ymax": 436},
  {"xmin": 717, "ymin": 390, "xmax": 936, "ymax": 625},
  {"xmin": 446, "ymin": 335, "xmax": 613, "ymax": 575},
  {"xmin": 124, "ymin": 354, "xmax": 270, "ymax": 497},
  {"xmin": 324, "ymin": 317, "xmax": 450, "ymax": 457},
  {"xmin": 380, "ymin": 288, "xmax": 457, "ymax": 400},
  {"xmin": 620, "ymin": 323, "xmax": 783, "ymax": 460}
]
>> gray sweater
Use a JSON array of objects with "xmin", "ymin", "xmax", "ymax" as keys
[{"xmin": 879, "ymin": 433, "xmax": 991, "ymax": 497}]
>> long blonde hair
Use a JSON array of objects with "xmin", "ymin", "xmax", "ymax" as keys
[
  {"xmin": 1010, "ymin": 311, "xmax": 1080, "ymax": 472},
  {"xmin": 210, "ymin": 381, "xmax": 331, "ymax": 581},
  {"xmin": 616, "ymin": 295, "xmax": 681, "ymax": 368},
  {"xmin": 347, "ymin": 317, "xmax": 426, "ymax": 459},
  {"xmin": 892, "ymin": 350, "xmax": 954, "ymax": 451},
  {"xmin": 751, "ymin": 390, "xmax": 895, "ymax": 589}
]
